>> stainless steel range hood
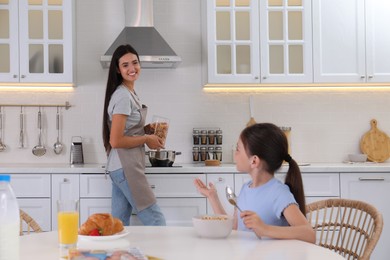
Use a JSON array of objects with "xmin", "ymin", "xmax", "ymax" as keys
[{"xmin": 100, "ymin": 0, "xmax": 181, "ymax": 69}]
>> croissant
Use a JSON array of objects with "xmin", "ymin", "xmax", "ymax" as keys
[{"xmin": 79, "ymin": 213, "xmax": 124, "ymax": 236}]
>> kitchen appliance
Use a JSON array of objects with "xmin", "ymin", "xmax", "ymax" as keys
[
  {"xmin": 146, "ymin": 150, "xmax": 181, "ymax": 167},
  {"xmin": 100, "ymin": 0, "xmax": 181, "ymax": 69},
  {"xmin": 70, "ymin": 136, "xmax": 84, "ymax": 164}
]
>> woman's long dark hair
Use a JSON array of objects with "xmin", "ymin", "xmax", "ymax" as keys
[
  {"xmin": 240, "ymin": 123, "xmax": 306, "ymax": 215},
  {"xmin": 102, "ymin": 44, "xmax": 140, "ymax": 155}
]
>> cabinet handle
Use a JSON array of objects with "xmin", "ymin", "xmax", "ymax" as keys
[
  {"xmin": 368, "ymin": 75, "xmax": 373, "ymax": 79},
  {"xmin": 217, "ymin": 177, "xmax": 224, "ymax": 182},
  {"xmin": 63, "ymin": 178, "xmax": 69, "ymax": 183},
  {"xmin": 13, "ymin": 75, "xmax": 17, "ymax": 78},
  {"xmin": 358, "ymin": 177, "xmax": 385, "ymax": 181},
  {"xmin": 262, "ymin": 76, "xmax": 267, "ymax": 80},
  {"xmin": 21, "ymin": 75, "xmax": 26, "ymax": 78},
  {"xmin": 254, "ymin": 76, "xmax": 259, "ymax": 80},
  {"xmin": 360, "ymin": 75, "xmax": 365, "ymax": 79},
  {"xmin": 150, "ymin": 184, "xmax": 156, "ymax": 189}
]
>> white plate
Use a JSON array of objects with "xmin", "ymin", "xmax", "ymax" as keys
[{"xmin": 78, "ymin": 230, "xmax": 129, "ymax": 241}]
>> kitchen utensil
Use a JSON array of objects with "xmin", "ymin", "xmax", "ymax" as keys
[
  {"xmin": 70, "ymin": 136, "xmax": 84, "ymax": 164},
  {"xmin": 225, "ymin": 186, "xmax": 242, "ymax": 212},
  {"xmin": 146, "ymin": 150, "xmax": 181, "ymax": 167},
  {"xmin": 32, "ymin": 109, "xmax": 46, "ymax": 157},
  {"xmin": 360, "ymin": 119, "xmax": 390, "ymax": 162},
  {"xmin": 19, "ymin": 107, "xmax": 24, "ymax": 148},
  {"xmin": 53, "ymin": 107, "xmax": 63, "ymax": 155},
  {"xmin": 246, "ymin": 96, "xmax": 256, "ymax": 127},
  {"xmin": 0, "ymin": 107, "xmax": 6, "ymax": 152}
]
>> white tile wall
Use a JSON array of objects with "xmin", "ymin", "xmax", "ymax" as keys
[{"xmin": 1, "ymin": 0, "xmax": 390, "ymax": 164}]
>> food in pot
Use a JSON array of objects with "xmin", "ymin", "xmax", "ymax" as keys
[{"xmin": 79, "ymin": 213, "xmax": 123, "ymax": 236}]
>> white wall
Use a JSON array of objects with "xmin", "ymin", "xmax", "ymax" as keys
[{"xmin": 1, "ymin": 0, "xmax": 390, "ymax": 165}]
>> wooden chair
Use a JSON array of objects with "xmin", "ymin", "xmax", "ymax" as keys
[
  {"xmin": 19, "ymin": 209, "xmax": 43, "ymax": 236},
  {"xmin": 306, "ymin": 199, "xmax": 383, "ymax": 260}
]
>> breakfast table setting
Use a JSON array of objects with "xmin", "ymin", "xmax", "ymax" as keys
[{"xmin": 20, "ymin": 225, "xmax": 345, "ymax": 260}]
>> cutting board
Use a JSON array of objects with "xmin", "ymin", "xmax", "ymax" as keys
[{"xmin": 360, "ymin": 119, "xmax": 390, "ymax": 162}]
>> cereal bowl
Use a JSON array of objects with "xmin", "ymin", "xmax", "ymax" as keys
[{"xmin": 192, "ymin": 215, "xmax": 233, "ymax": 239}]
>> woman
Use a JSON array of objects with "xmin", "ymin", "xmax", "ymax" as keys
[
  {"xmin": 102, "ymin": 44, "xmax": 166, "ymax": 226},
  {"xmin": 194, "ymin": 123, "xmax": 315, "ymax": 243}
]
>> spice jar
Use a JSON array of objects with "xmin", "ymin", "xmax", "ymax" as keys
[
  {"xmin": 200, "ymin": 147, "xmax": 207, "ymax": 161},
  {"xmin": 215, "ymin": 146, "xmax": 222, "ymax": 161},
  {"xmin": 207, "ymin": 147, "xmax": 215, "ymax": 160},
  {"xmin": 279, "ymin": 126, "xmax": 292, "ymax": 155},
  {"xmin": 208, "ymin": 130, "xmax": 215, "ymax": 145},
  {"xmin": 193, "ymin": 130, "xmax": 200, "ymax": 145},
  {"xmin": 200, "ymin": 130, "xmax": 207, "ymax": 145},
  {"xmin": 216, "ymin": 130, "xmax": 223, "ymax": 145},
  {"xmin": 192, "ymin": 147, "xmax": 200, "ymax": 161}
]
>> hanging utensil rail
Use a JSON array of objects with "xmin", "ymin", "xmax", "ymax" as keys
[{"xmin": 0, "ymin": 101, "xmax": 71, "ymax": 110}]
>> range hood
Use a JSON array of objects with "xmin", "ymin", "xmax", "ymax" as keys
[{"xmin": 100, "ymin": 0, "xmax": 181, "ymax": 69}]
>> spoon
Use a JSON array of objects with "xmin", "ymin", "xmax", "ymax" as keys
[
  {"xmin": 53, "ymin": 107, "xmax": 63, "ymax": 155},
  {"xmin": 225, "ymin": 186, "xmax": 242, "ymax": 212},
  {"xmin": 32, "ymin": 109, "xmax": 46, "ymax": 156},
  {"xmin": 0, "ymin": 107, "xmax": 7, "ymax": 152}
]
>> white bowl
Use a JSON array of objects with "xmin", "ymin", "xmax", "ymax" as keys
[
  {"xmin": 348, "ymin": 154, "xmax": 368, "ymax": 162},
  {"xmin": 192, "ymin": 214, "xmax": 233, "ymax": 239}
]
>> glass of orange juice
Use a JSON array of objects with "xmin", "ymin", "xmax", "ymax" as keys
[{"xmin": 57, "ymin": 200, "xmax": 79, "ymax": 249}]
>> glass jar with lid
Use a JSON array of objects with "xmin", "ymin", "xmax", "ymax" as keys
[
  {"xmin": 192, "ymin": 147, "xmax": 200, "ymax": 161},
  {"xmin": 215, "ymin": 146, "xmax": 222, "ymax": 161},
  {"xmin": 200, "ymin": 130, "xmax": 207, "ymax": 145},
  {"xmin": 193, "ymin": 129, "xmax": 200, "ymax": 145},
  {"xmin": 208, "ymin": 130, "xmax": 216, "ymax": 145},
  {"xmin": 207, "ymin": 147, "xmax": 215, "ymax": 160},
  {"xmin": 216, "ymin": 130, "xmax": 223, "ymax": 145},
  {"xmin": 200, "ymin": 147, "xmax": 207, "ymax": 161}
]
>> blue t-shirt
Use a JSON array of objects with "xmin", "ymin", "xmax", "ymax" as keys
[{"xmin": 237, "ymin": 177, "xmax": 298, "ymax": 231}]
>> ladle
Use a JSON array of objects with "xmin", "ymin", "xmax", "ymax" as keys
[
  {"xmin": 32, "ymin": 108, "xmax": 46, "ymax": 156},
  {"xmin": 0, "ymin": 107, "xmax": 6, "ymax": 152},
  {"xmin": 53, "ymin": 107, "xmax": 63, "ymax": 155},
  {"xmin": 225, "ymin": 186, "xmax": 242, "ymax": 212}
]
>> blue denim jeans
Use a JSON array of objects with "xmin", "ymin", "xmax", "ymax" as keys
[{"xmin": 109, "ymin": 168, "xmax": 166, "ymax": 226}]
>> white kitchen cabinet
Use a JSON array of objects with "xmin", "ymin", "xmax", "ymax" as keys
[
  {"xmin": 10, "ymin": 174, "xmax": 51, "ymax": 231},
  {"xmin": 147, "ymin": 174, "xmax": 207, "ymax": 226},
  {"xmin": 340, "ymin": 173, "xmax": 390, "ymax": 260},
  {"xmin": 206, "ymin": 173, "xmax": 235, "ymax": 216},
  {"xmin": 313, "ymin": 0, "xmax": 390, "ymax": 83},
  {"xmin": 0, "ymin": 0, "xmax": 74, "ymax": 84},
  {"xmin": 51, "ymin": 174, "xmax": 79, "ymax": 230},
  {"xmin": 79, "ymin": 174, "xmax": 112, "ymax": 224},
  {"xmin": 206, "ymin": 0, "xmax": 312, "ymax": 84}
]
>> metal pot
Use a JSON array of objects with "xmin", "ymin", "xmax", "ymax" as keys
[{"xmin": 146, "ymin": 150, "xmax": 181, "ymax": 167}]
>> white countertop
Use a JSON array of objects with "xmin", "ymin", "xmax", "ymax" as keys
[
  {"xmin": 20, "ymin": 226, "xmax": 345, "ymax": 260},
  {"xmin": 1, "ymin": 162, "xmax": 390, "ymax": 174}
]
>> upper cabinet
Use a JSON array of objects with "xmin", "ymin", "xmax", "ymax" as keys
[
  {"xmin": 313, "ymin": 0, "xmax": 390, "ymax": 83},
  {"xmin": 206, "ymin": 0, "xmax": 312, "ymax": 84},
  {"xmin": 0, "ymin": 0, "xmax": 74, "ymax": 84},
  {"xmin": 206, "ymin": 0, "xmax": 390, "ymax": 85}
]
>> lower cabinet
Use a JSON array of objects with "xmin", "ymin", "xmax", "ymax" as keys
[
  {"xmin": 147, "ymin": 174, "xmax": 207, "ymax": 226},
  {"xmin": 341, "ymin": 173, "xmax": 390, "ymax": 260},
  {"xmin": 10, "ymin": 174, "xmax": 51, "ymax": 232},
  {"xmin": 206, "ymin": 174, "xmax": 235, "ymax": 216}
]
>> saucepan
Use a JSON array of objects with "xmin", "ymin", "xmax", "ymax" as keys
[{"xmin": 146, "ymin": 150, "xmax": 181, "ymax": 167}]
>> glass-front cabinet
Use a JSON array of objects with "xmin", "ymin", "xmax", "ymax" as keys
[
  {"xmin": 0, "ymin": 0, "xmax": 74, "ymax": 84},
  {"xmin": 207, "ymin": 0, "xmax": 312, "ymax": 84}
]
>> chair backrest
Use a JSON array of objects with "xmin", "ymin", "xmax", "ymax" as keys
[
  {"xmin": 306, "ymin": 199, "xmax": 383, "ymax": 260},
  {"xmin": 20, "ymin": 209, "xmax": 43, "ymax": 236}
]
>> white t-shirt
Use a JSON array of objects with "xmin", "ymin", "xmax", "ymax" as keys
[
  {"xmin": 106, "ymin": 84, "xmax": 142, "ymax": 171},
  {"xmin": 236, "ymin": 177, "xmax": 298, "ymax": 231}
]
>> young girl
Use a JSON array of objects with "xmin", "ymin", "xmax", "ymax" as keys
[{"xmin": 194, "ymin": 123, "xmax": 315, "ymax": 243}]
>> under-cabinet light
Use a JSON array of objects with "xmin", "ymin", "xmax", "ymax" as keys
[{"xmin": 203, "ymin": 84, "xmax": 390, "ymax": 93}]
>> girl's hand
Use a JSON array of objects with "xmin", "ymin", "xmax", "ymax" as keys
[
  {"xmin": 145, "ymin": 135, "xmax": 164, "ymax": 150},
  {"xmin": 193, "ymin": 178, "xmax": 217, "ymax": 198},
  {"xmin": 241, "ymin": 211, "xmax": 265, "ymax": 235}
]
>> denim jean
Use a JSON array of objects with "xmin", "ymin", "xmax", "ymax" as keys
[{"xmin": 109, "ymin": 168, "xmax": 166, "ymax": 226}]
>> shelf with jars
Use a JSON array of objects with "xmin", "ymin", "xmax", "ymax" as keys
[{"xmin": 192, "ymin": 128, "xmax": 223, "ymax": 163}]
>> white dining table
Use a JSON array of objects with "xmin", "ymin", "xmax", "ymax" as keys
[{"xmin": 20, "ymin": 226, "xmax": 345, "ymax": 260}]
